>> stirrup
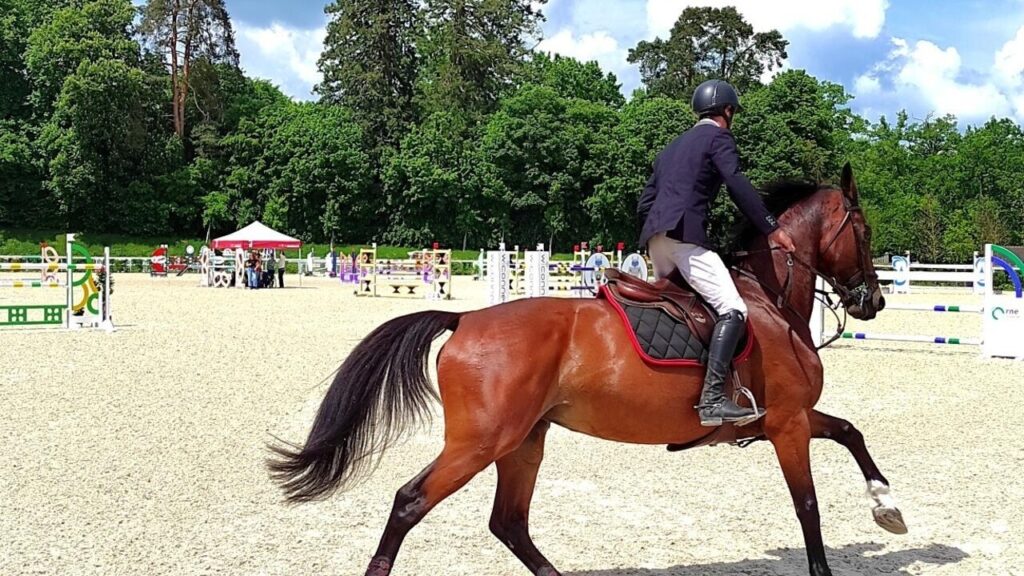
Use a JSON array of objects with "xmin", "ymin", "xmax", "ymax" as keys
[{"xmin": 731, "ymin": 385, "xmax": 765, "ymax": 427}]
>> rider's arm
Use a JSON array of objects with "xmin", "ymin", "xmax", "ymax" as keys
[
  {"xmin": 636, "ymin": 159, "xmax": 658, "ymax": 229},
  {"xmin": 709, "ymin": 130, "xmax": 779, "ymax": 236}
]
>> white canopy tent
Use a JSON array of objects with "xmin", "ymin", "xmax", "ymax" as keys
[{"xmin": 211, "ymin": 221, "xmax": 302, "ymax": 250}]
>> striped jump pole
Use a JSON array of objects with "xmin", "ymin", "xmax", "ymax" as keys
[
  {"xmin": 882, "ymin": 304, "xmax": 983, "ymax": 313},
  {"xmin": 0, "ymin": 262, "xmax": 101, "ymax": 271},
  {"xmin": 813, "ymin": 244, "xmax": 1023, "ymax": 359},
  {"xmin": 0, "ymin": 280, "xmax": 64, "ymax": 288},
  {"xmin": 840, "ymin": 332, "xmax": 982, "ymax": 346}
]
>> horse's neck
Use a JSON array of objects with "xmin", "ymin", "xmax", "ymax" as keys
[{"xmin": 739, "ymin": 199, "xmax": 825, "ymax": 323}]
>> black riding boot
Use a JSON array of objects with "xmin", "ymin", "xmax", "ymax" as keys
[{"xmin": 696, "ymin": 310, "xmax": 764, "ymax": 426}]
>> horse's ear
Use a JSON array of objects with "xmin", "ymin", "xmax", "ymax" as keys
[{"xmin": 840, "ymin": 162, "xmax": 858, "ymax": 203}]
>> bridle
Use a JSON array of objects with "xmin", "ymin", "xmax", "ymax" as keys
[
  {"xmin": 733, "ymin": 190, "xmax": 877, "ymax": 350},
  {"xmin": 818, "ymin": 194, "xmax": 876, "ymax": 312}
]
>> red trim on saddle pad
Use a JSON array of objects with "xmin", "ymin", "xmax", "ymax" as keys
[{"xmin": 597, "ymin": 284, "xmax": 756, "ymax": 368}]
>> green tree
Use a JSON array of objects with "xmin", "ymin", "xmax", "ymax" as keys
[
  {"xmin": 382, "ymin": 112, "xmax": 491, "ymax": 248},
  {"xmin": 733, "ymin": 70, "xmax": 856, "ymax": 185},
  {"xmin": 1, "ymin": 0, "xmax": 83, "ymax": 120},
  {"xmin": 586, "ymin": 96, "xmax": 693, "ymax": 247},
  {"xmin": 0, "ymin": 0, "xmax": 32, "ymax": 121},
  {"xmin": 480, "ymin": 84, "xmax": 619, "ymax": 248},
  {"xmin": 139, "ymin": 0, "xmax": 239, "ymax": 140},
  {"xmin": 0, "ymin": 120, "xmax": 45, "ymax": 226},
  {"xmin": 40, "ymin": 58, "xmax": 182, "ymax": 233},
  {"xmin": 524, "ymin": 52, "xmax": 625, "ymax": 107},
  {"xmin": 417, "ymin": 0, "xmax": 546, "ymax": 118},
  {"xmin": 627, "ymin": 6, "xmax": 787, "ymax": 100},
  {"xmin": 189, "ymin": 73, "xmax": 290, "ymax": 234},
  {"xmin": 957, "ymin": 118, "xmax": 1024, "ymax": 245},
  {"xmin": 217, "ymin": 102, "xmax": 373, "ymax": 242},
  {"xmin": 25, "ymin": 0, "xmax": 140, "ymax": 117},
  {"xmin": 317, "ymin": 0, "xmax": 420, "ymax": 154}
]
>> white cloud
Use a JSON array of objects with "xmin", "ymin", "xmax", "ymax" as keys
[
  {"xmin": 855, "ymin": 35, "xmax": 1024, "ymax": 123},
  {"xmin": 235, "ymin": 21, "xmax": 326, "ymax": 100},
  {"xmin": 538, "ymin": 28, "xmax": 621, "ymax": 62},
  {"xmin": 646, "ymin": 0, "xmax": 889, "ymax": 40},
  {"xmin": 994, "ymin": 25, "xmax": 1024, "ymax": 88},
  {"xmin": 855, "ymin": 73, "xmax": 881, "ymax": 94},
  {"xmin": 537, "ymin": 28, "xmax": 633, "ymax": 84}
]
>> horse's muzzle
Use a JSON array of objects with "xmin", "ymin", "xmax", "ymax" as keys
[{"xmin": 847, "ymin": 286, "xmax": 885, "ymax": 320}]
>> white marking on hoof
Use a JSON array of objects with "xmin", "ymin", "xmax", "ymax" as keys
[{"xmin": 866, "ymin": 480, "xmax": 908, "ymax": 534}]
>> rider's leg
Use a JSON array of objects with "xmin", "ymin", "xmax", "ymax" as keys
[
  {"xmin": 650, "ymin": 234, "xmax": 763, "ymax": 426},
  {"xmin": 647, "ymin": 233, "xmax": 678, "ymax": 281}
]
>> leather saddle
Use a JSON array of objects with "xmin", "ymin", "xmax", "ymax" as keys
[
  {"xmin": 604, "ymin": 268, "xmax": 716, "ymax": 334},
  {"xmin": 599, "ymin": 269, "xmax": 749, "ymax": 366}
]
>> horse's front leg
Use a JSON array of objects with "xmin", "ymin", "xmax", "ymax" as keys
[
  {"xmin": 809, "ymin": 410, "xmax": 907, "ymax": 535},
  {"xmin": 768, "ymin": 411, "xmax": 832, "ymax": 576}
]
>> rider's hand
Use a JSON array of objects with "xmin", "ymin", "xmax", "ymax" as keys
[{"xmin": 769, "ymin": 228, "xmax": 796, "ymax": 254}]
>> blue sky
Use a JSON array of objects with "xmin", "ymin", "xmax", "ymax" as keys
[{"xmin": 227, "ymin": 0, "xmax": 1024, "ymax": 126}]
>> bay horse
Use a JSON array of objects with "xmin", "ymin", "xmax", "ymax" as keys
[{"xmin": 268, "ymin": 163, "xmax": 903, "ymax": 576}]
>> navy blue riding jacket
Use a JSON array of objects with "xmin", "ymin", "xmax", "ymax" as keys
[{"xmin": 637, "ymin": 121, "xmax": 779, "ymax": 250}]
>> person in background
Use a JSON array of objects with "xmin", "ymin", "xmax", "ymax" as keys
[
  {"xmin": 266, "ymin": 250, "xmax": 277, "ymax": 287},
  {"xmin": 253, "ymin": 253, "xmax": 263, "ymax": 289},
  {"xmin": 244, "ymin": 252, "xmax": 255, "ymax": 289},
  {"xmin": 247, "ymin": 252, "xmax": 260, "ymax": 289},
  {"xmin": 277, "ymin": 251, "xmax": 287, "ymax": 288}
]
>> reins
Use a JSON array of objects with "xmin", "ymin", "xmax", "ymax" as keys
[{"xmin": 730, "ymin": 248, "xmax": 848, "ymax": 350}]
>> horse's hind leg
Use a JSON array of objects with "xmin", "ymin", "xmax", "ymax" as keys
[
  {"xmin": 809, "ymin": 410, "xmax": 907, "ymax": 534},
  {"xmin": 490, "ymin": 421, "xmax": 561, "ymax": 576},
  {"xmin": 364, "ymin": 443, "xmax": 498, "ymax": 576}
]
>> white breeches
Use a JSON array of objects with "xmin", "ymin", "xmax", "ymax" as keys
[{"xmin": 647, "ymin": 232, "xmax": 748, "ymax": 317}]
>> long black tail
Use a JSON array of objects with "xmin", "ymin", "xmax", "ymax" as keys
[{"xmin": 267, "ymin": 310, "xmax": 461, "ymax": 503}]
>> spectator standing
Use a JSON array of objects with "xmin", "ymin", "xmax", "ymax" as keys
[
  {"xmin": 266, "ymin": 250, "xmax": 277, "ymax": 287},
  {"xmin": 253, "ymin": 254, "xmax": 263, "ymax": 288},
  {"xmin": 277, "ymin": 251, "xmax": 287, "ymax": 287}
]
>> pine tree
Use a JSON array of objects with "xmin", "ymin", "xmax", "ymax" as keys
[
  {"xmin": 628, "ymin": 6, "xmax": 787, "ymax": 100},
  {"xmin": 316, "ymin": 0, "xmax": 420, "ymax": 153},
  {"xmin": 139, "ymin": 0, "xmax": 239, "ymax": 140},
  {"xmin": 417, "ymin": 0, "xmax": 545, "ymax": 119}
]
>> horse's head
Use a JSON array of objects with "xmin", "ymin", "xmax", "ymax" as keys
[{"xmin": 815, "ymin": 163, "xmax": 885, "ymax": 320}]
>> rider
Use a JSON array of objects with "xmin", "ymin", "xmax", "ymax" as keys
[{"xmin": 637, "ymin": 78, "xmax": 796, "ymax": 427}]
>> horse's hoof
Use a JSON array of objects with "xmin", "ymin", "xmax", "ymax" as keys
[
  {"xmin": 873, "ymin": 506, "xmax": 908, "ymax": 534},
  {"xmin": 365, "ymin": 557, "xmax": 392, "ymax": 576},
  {"xmin": 537, "ymin": 567, "xmax": 562, "ymax": 576}
]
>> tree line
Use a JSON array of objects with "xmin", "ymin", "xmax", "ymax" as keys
[{"xmin": 1, "ymin": 1, "xmax": 1020, "ymax": 261}]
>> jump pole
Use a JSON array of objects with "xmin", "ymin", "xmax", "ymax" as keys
[
  {"xmin": 814, "ymin": 244, "xmax": 1023, "ymax": 358},
  {"xmin": 839, "ymin": 333, "xmax": 982, "ymax": 345}
]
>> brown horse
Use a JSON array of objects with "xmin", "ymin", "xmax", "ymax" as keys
[{"xmin": 268, "ymin": 164, "xmax": 903, "ymax": 576}]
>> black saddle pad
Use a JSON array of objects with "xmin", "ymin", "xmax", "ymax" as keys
[
  {"xmin": 612, "ymin": 299, "xmax": 753, "ymax": 369},
  {"xmin": 624, "ymin": 303, "xmax": 709, "ymax": 366}
]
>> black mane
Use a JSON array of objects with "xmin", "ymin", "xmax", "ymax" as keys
[
  {"xmin": 758, "ymin": 180, "xmax": 827, "ymax": 215},
  {"xmin": 726, "ymin": 180, "xmax": 835, "ymax": 258}
]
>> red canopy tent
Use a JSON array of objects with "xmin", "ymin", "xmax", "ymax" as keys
[{"xmin": 210, "ymin": 221, "xmax": 302, "ymax": 250}]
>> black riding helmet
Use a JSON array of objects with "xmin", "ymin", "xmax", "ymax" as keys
[{"xmin": 692, "ymin": 79, "xmax": 743, "ymax": 117}]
